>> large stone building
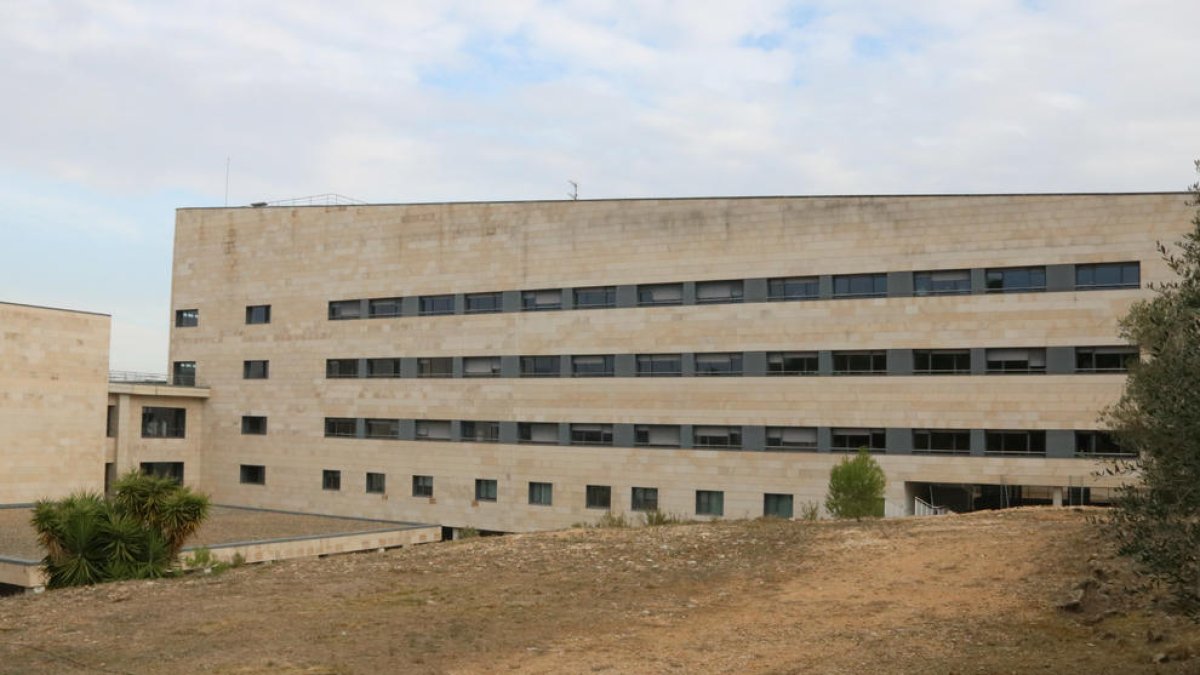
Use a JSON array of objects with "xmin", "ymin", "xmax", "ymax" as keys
[{"xmin": 147, "ymin": 192, "xmax": 1191, "ymax": 532}]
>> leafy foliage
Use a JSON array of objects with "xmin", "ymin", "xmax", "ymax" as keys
[
  {"xmin": 1103, "ymin": 162, "xmax": 1200, "ymax": 611},
  {"xmin": 31, "ymin": 471, "xmax": 210, "ymax": 588},
  {"xmin": 825, "ymin": 449, "xmax": 886, "ymax": 520}
]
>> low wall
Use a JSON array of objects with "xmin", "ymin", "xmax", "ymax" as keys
[{"xmin": 183, "ymin": 524, "xmax": 442, "ymax": 564}]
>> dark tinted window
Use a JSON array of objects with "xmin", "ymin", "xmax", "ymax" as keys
[
  {"xmin": 419, "ymin": 295, "xmax": 455, "ymax": 316},
  {"xmin": 1075, "ymin": 346, "xmax": 1137, "ymax": 372},
  {"xmin": 833, "ymin": 274, "xmax": 887, "ymax": 298},
  {"xmin": 327, "ymin": 358, "xmax": 359, "ymax": 378},
  {"xmin": 636, "ymin": 354, "xmax": 682, "ymax": 376},
  {"xmin": 245, "ymin": 305, "xmax": 271, "ymax": 324},
  {"xmin": 914, "ymin": 270, "xmax": 970, "ymax": 296},
  {"xmin": 368, "ymin": 297, "xmax": 402, "ymax": 318},
  {"xmin": 520, "ymin": 356, "xmax": 560, "ymax": 377},
  {"xmin": 913, "ymin": 429, "xmax": 970, "ymax": 454},
  {"xmin": 1076, "ymin": 262, "xmax": 1139, "ymax": 290},
  {"xmin": 328, "ymin": 300, "xmax": 361, "ymax": 320},
  {"xmin": 142, "ymin": 407, "xmax": 186, "ymax": 438},
  {"xmin": 832, "ymin": 351, "xmax": 886, "ymax": 374},
  {"xmin": 694, "ymin": 352, "xmax": 742, "ymax": 376},
  {"xmin": 465, "ymin": 292, "xmax": 502, "ymax": 314},
  {"xmin": 767, "ymin": 351, "xmax": 818, "ymax": 375},
  {"xmin": 831, "ymin": 428, "xmax": 885, "ymax": 452},
  {"xmin": 985, "ymin": 267, "xmax": 1046, "ymax": 293},
  {"xmin": 574, "ymin": 286, "xmax": 616, "ymax": 308},
  {"xmin": 767, "ymin": 276, "xmax": 819, "ymax": 301},
  {"xmin": 175, "ymin": 309, "xmax": 199, "ymax": 327},
  {"xmin": 914, "ymin": 349, "xmax": 971, "ymax": 374}
]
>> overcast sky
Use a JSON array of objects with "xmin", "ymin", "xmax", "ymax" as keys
[{"xmin": 1, "ymin": 1, "xmax": 1197, "ymax": 372}]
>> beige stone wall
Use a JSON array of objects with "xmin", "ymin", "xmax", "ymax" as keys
[
  {"xmin": 0, "ymin": 302, "xmax": 109, "ymax": 504},
  {"xmin": 106, "ymin": 384, "xmax": 210, "ymax": 489},
  {"xmin": 169, "ymin": 194, "xmax": 1195, "ymax": 529}
]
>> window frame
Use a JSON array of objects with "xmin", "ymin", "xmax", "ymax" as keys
[
  {"xmin": 984, "ymin": 430, "xmax": 1047, "ymax": 455},
  {"xmin": 326, "ymin": 358, "xmax": 360, "ymax": 379},
  {"xmin": 634, "ymin": 424, "xmax": 681, "ymax": 448},
  {"xmin": 518, "ymin": 422, "xmax": 560, "ymax": 445},
  {"xmin": 475, "ymin": 478, "xmax": 498, "ymax": 502},
  {"xmin": 693, "ymin": 425, "xmax": 742, "ymax": 450},
  {"xmin": 245, "ymin": 304, "xmax": 271, "ymax": 325},
  {"xmin": 1075, "ymin": 346, "xmax": 1138, "ymax": 373},
  {"xmin": 1075, "ymin": 262, "xmax": 1140, "ymax": 290},
  {"xmin": 767, "ymin": 276, "xmax": 819, "ymax": 302},
  {"xmin": 569, "ymin": 423, "xmax": 613, "ymax": 446},
  {"xmin": 765, "ymin": 426, "xmax": 818, "ymax": 452},
  {"xmin": 636, "ymin": 283, "xmax": 684, "ymax": 307},
  {"xmin": 985, "ymin": 266, "xmax": 1046, "ymax": 294},
  {"xmin": 464, "ymin": 292, "xmax": 503, "ymax": 314},
  {"xmin": 141, "ymin": 407, "xmax": 186, "ymax": 439},
  {"xmin": 831, "ymin": 427, "xmax": 886, "ymax": 453},
  {"xmin": 328, "ymin": 300, "xmax": 361, "ymax": 320},
  {"xmin": 412, "ymin": 474, "xmax": 434, "ymax": 498},
  {"xmin": 694, "ymin": 352, "xmax": 743, "ymax": 377},
  {"xmin": 766, "ymin": 351, "xmax": 818, "ymax": 376},
  {"xmin": 322, "ymin": 469, "xmax": 341, "ymax": 491},
  {"xmin": 912, "ymin": 429, "xmax": 971, "ymax": 455},
  {"xmin": 571, "ymin": 354, "xmax": 614, "ymax": 378},
  {"xmin": 636, "ymin": 353, "xmax": 682, "ymax": 377},
  {"xmin": 242, "ymin": 359, "xmax": 269, "ymax": 380},
  {"xmin": 172, "ymin": 360, "xmax": 196, "ymax": 386},
  {"xmin": 831, "ymin": 350, "xmax": 887, "ymax": 375},
  {"xmin": 695, "ymin": 490, "xmax": 724, "ymax": 516},
  {"xmin": 241, "ymin": 415, "xmax": 268, "ymax": 435},
  {"xmin": 367, "ymin": 297, "xmax": 403, "ymax": 318},
  {"xmin": 417, "ymin": 357, "xmax": 453, "ymax": 378},
  {"xmin": 586, "ymin": 485, "xmax": 612, "ymax": 510},
  {"xmin": 573, "ymin": 286, "xmax": 616, "ymax": 309},
  {"xmin": 985, "ymin": 348, "xmax": 1047, "ymax": 374},
  {"xmin": 240, "ymin": 464, "xmax": 266, "ymax": 485},
  {"xmin": 521, "ymin": 289, "xmax": 563, "ymax": 312},
  {"xmin": 832, "ymin": 273, "xmax": 887, "ymax": 299},
  {"xmin": 365, "ymin": 418, "xmax": 401, "ymax": 440},
  {"xmin": 175, "ymin": 309, "xmax": 199, "ymax": 328},
  {"xmin": 528, "ymin": 481, "xmax": 553, "ymax": 506},
  {"xmin": 764, "ymin": 493, "xmax": 794, "ymax": 519},
  {"xmin": 418, "ymin": 294, "xmax": 455, "ymax": 316},
  {"xmin": 913, "ymin": 270, "xmax": 971, "ymax": 297},
  {"xmin": 366, "ymin": 472, "xmax": 387, "ymax": 494},
  {"xmin": 695, "ymin": 280, "xmax": 744, "ymax": 304},
  {"xmin": 461, "ymin": 421, "xmax": 500, "ymax": 443},
  {"xmin": 913, "ymin": 349, "xmax": 971, "ymax": 375},
  {"xmin": 414, "ymin": 419, "xmax": 451, "ymax": 441},
  {"xmin": 366, "ymin": 357, "xmax": 401, "ymax": 378},
  {"xmin": 324, "ymin": 417, "xmax": 358, "ymax": 438},
  {"xmin": 631, "ymin": 487, "xmax": 659, "ymax": 512},
  {"xmin": 520, "ymin": 355, "xmax": 560, "ymax": 378}
]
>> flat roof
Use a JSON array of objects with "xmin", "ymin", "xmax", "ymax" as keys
[{"xmin": 0, "ymin": 300, "xmax": 110, "ymax": 318}]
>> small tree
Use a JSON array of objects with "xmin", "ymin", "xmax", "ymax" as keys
[
  {"xmin": 1103, "ymin": 161, "xmax": 1200, "ymax": 610},
  {"xmin": 825, "ymin": 449, "xmax": 886, "ymax": 519}
]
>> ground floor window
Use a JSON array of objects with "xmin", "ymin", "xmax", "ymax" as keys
[
  {"xmin": 240, "ymin": 464, "xmax": 265, "ymax": 485},
  {"xmin": 764, "ymin": 493, "xmax": 793, "ymax": 518},
  {"xmin": 695, "ymin": 490, "xmax": 724, "ymax": 516},
  {"xmin": 322, "ymin": 470, "xmax": 341, "ymax": 491},
  {"xmin": 140, "ymin": 462, "xmax": 184, "ymax": 484},
  {"xmin": 475, "ymin": 479, "xmax": 497, "ymax": 502},
  {"xmin": 631, "ymin": 487, "xmax": 659, "ymax": 512},
  {"xmin": 528, "ymin": 482, "xmax": 553, "ymax": 506},
  {"xmin": 366, "ymin": 472, "xmax": 386, "ymax": 494}
]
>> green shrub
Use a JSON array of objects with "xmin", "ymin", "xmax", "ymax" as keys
[
  {"xmin": 596, "ymin": 512, "xmax": 630, "ymax": 528},
  {"xmin": 799, "ymin": 501, "xmax": 822, "ymax": 521},
  {"xmin": 641, "ymin": 509, "xmax": 681, "ymax": 526},
  {"xmin": 456, "ymin": 527, "xmax": 480, "ymax": 539},
  {"xmin": 825, "ymin": 449, "xmax": 886, "ymax": 520}
]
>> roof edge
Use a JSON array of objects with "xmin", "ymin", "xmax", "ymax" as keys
[{"xmin": 0, "ymin": 300, "xmax": 111, "ymax": 318}]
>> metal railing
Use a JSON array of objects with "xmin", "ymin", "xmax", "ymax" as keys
[
  {"xmin": 266, "ymin": 193, "xmax": 367, "ymax": 207},
  {"xmin": 914, "ymin": 496, "xmax": 952, "ymax": 516},
  {"xmin": 109, "ymin": 370, "xmax": 168, "ymax": 384}
]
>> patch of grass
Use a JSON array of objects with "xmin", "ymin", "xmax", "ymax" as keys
[
  {"xmin": 799, "ymin": 501, "xmax": 821, "ymax": 521},
  {"xmin": 641, "ymin": 510, "xmax": 683, "ymax": 527}
]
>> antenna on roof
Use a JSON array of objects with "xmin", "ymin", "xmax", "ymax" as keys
[{"xmin": 567, "ymin": 180, "xmax": 579, "ymax": 200}]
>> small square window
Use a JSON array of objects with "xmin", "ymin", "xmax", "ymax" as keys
[
  {"xmin": 173, "ymin": 361, "xmax": 196, "ymax": 386},
  {"xmin": 475, "ymin": 478, "xmax": 498, "ymax": 502},
  {"xmin": 243, "ymin": 360, "xmax": 269, "ymax": 380},
  {"xmin": 764, "ymin": 493, "xmax": 793, "ymax": 518},
  {"xmin": 528, "ymin": 481, "xmax": 553, "ymax": 506},
  {"xmin": 322, "ymin": 470, "xmax": 341, "ymax": 491},
  {"xmin": 241, "ymin": 415, "xmax": 267, "ymax": 435},
  {"xmin": 586, "ymin": 485, "xmax": 612, "ymax": 509},
  {"xmin": 175, "ymin": 309, "xmax": 199, "ymax": 327},
  {"xmin": 412, "ymin": 475, "xmax": 433, "ymax": 498},
  {"xmin": 631, "ymin": 487, "xmax": 659, "ymax": 512},
  {"xmin": 696, "ymin": 490, "xmax": 724, "ymax": 516},
  {"xmin": 240, "ymin": 464, "xmax": 265, "ymax": 485},
  {"xmin": 245, "ymin": 305, "xmax": 271, "ymax": 324},
  {"xmin": 366, "ymin": 472, "xmax": 386, "ymax": 494},
  {"xmin": 142, "ymin": 407, "xmax": 186, "ymax": 438}
]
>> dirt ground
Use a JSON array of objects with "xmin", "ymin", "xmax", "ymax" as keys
[{"xmin": 1, "ymin": 508, "xmax": 1197, "ymax": 674}]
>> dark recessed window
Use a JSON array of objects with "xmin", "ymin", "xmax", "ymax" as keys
[
  {"xmin": 475, "ymin": 478, "xmax": 498, "ymax": 502},
  {"xmin": 574, "ymin": 286, "xmax": 616, "ymax": 309},
  {"xmin": 521, "ymin": 289, "xmax": 562, "ymax": 311},
  {"xmin": 245, "ymin": 304, "xmax": 271, "ymax": 324},
  {"xmin": 463, "ymin": 356, "xmax": 501, "ymax": 377},
  {"xmin": 417, "ymin": 357, "xmax": 453, "ymax": 378},
  {"xmin": 366, "ymin": 472, "xmax": 386, "ymax": 494},
  {"xmin": 695, "ymin": 352, "xmax": 742, "ymax": 376},
  {"xmin": 986, "ymin": 348, "xmax": 1046, "ymax": 374},
  {"xmin": 833, "ymin": 273, "xmax": 887, "ymax": 298},
  {"xmin": 572, "ymin": 355, "xmax": 614, "ymax": 377},
  {"xmin": 465, "ymin": 292, "xmax": 502, "ymax": 314},
  {"xmin": 328, "ymin": 300, "xmax": 361, "ymax": 320},
  {"xmin": 415, "ymin": 420, "xmax": 451, "ymax": 441},
  {"xmin": 914, "ymin": 270, "xmax": 971, "ymax": 296},
  {"xmin": 324, "ymin": 417, "xmax": 357, "ymax": 438},
  {"xmin": 368, "ymin": 297, "xmax": 403, "ymax": 318},
  {"xmin": 140, "ymin": 462, "xmax": 184, "ymax": 485},
  {"xmin": 367, "ymin": 358, "xmax": 401, "ymax": 378},
  {"xmin": 175, "ymin": 309, "xmax": 199, "ymax": 327},
  {"xmin": 767, "ymin": 276, "xmax": 819, "ymax": 301},
  {"xmin": 520, "ymin": 356, "xmax": 560, "ymax": 378},
  {"xmin": 569, "ymin": 423, "xmax": 613, "ymax": 446},
  {"xmin": 913, "ymin": 429, "xmax": 971, "ymax": 455},
  {"xmin": 764, "ymin": 493, "xmax": 794, "ymax": 518},
  {"xmin": 243, "ymin": 360, "xmax": 269, "ymax": 380},
  {"xmin": 637, "ymin": 283, "xmax": 683, "ymax": 306},
  {"xmin": 106, "ymin": 405, "xmax": 117, "ymax": 438},
  {"xmin": 1075, "ymin": 431, "xmax": 1133, "ymax": 457},
  {"xmin": 528, "ymin": 481, "xmax": 553, "ymax": 506},
  {"xmin": 985, "ymin": 267, "xmax": 1046, "ymax": 293},
  {"xmin": 173, "ymin": 361, "xmax": 196, "ymax": 386},
  {"xmin": 635, "ymin": 424, "xmax": 681, "ymax": 448},
  {"xmin": 636, "ymin": 354, "xmax": 682, "ymax": 377},
  {"xmin": 767, "ymin": 351, "xmax": 818, "ymax": 375},
  {"xmin": 461, "ymin": 421, "xmax": 500, "ymax": 443},
  {"xmin": 518, "ymin": 422, "xmax": 559, "ymax": 444},
  {"xmin": 241, "ymin": 415, "xmax": 268, "ymax": 435},
  {"xmin": 695, "ymin": 280, "xmax": 743, "ymax": 304},
  {"xmin": 831, "ymin": 428, "xmax": 885, "ymax": 452},
  {"xmin": 240, "ymin": 464, "xmax": 265, "ymax": 485},
  {"xmin": 832, "ymin": 350, "xmax": 886, "ymax": 375},
  {"xmin": 327, "ymin": 358, "xmax": 360, "ymax": 378},
  {"xmin": 412, "ymin": 475, "xmax": 434, "ymax": 498},
  {"xmin": 1076, "ymin": 262, "xmax": 1139, "ymax": 290},
  {"xmin": 765, "ymin": 427, "xmax": 817, "ymax": 451},
  {"xmin": 914, "ymin": 349, "xmax": 971, "ymax": 374},
  {"xmin": 142, "ymin": 407, "xmax": 186, "ymax": 438},
  {"xmin": 1075, "ymin": 346, "xmax": 1138, "ymax": 372},
  {"xmin": 586, "ymin": 485, "xmax": 612, "ymax": 509},
  {"xmin": 694, "ymin": 425, "xmax": 741, "ymax": 449},
  {"xmin": 322, "ymin": 470, "xmax": 341, "ymax": 491},
  {"xmin": 365, "ymin": 418, "xmax": 401, "ymax": 440},
  {"xmin": 695, "ymin": 490, "xmax": 724, "ymax": 516},
  {"xmin": 631, "ymin": 487, "xmax": 659, "ymax": 512},
  {"xmin": 419, "ymin": 295, "xmax": 455, "ymax": 316},
  {"xmin": 985, "ymin": 430, "xmax": 1046, "ymax": 455}
]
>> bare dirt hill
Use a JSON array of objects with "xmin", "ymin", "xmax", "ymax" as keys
[{"xmin": 1, "ymin": 508, "xmax": 1197, "ymax": 674}]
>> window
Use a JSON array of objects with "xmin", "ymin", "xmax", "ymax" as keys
[
  {"xmin": 327, "ymin": 358, "xmax": 359, "ymax": 378},
  {"xmin": 913, "ymin": 429, "xmax": 971, "ymax": 455},
  {"xmin": 766, "ymin": 427, "xmax": 817, "ymax": 451},
  {"xmin": 985, "ymin": 430, "xmax": 1046, "ymax": 455},
  {"xmin": 694, "ymin": 425, "xmax": 742, "ymax": 449},
  {"xmin": 914, "ymin": 270, "xmax": 971, "ymax": 296},
  {"xmin": 243, "ymin": 360, "xmax": 269, "ymax": 379},
  {"xmin": 695, "ymin": 352, "xmax": 742, "ymax": 376},
  {"xmin": 417, "ymin": 357, "xmax": 453, "ymax": 378},
  {"xmin": 173, "ymin": 361, "xmax": 196, "ymax": 386},
  {"xmin": 240, "ymin": 465, "xmax": 265, "ymax": 485},
  {"xmin": 461, "ymin": 421, "xmax": 500, "ymax": 443},
  {"xmin": 832, "ymin": 428, "xmax": 885, "ymax": 452},
  {"xmin": 366, "ymin": 418, "xmax": 401, "ymax": 440},
  {"xmin": 465, "ymin": 292, "xmax": 502, "ymax": 314},
  {"xmin": 572, "ymin": 355, "xmax": 614, "ymax": 377},
  {"xmin": 635, "ymin": 425, "xmax": 681, "ymax": 448},
  {"xmin": 367, "ymin": 358, "xmax": 401, "ymax": 378},
  {"xmin": 323, "ymin": 470, "xmax": 341, "ymax": 491},
  {"xmin": 833, "ymin": 273, "xmax": 887, "ymax": 298},
  {"xmin": 520, "ymin": 356, "xmax": 560, "ymax": 378},
  {"xmin": 415, "ymin": 420, "xmax": 451, "ymax": 441},
  {"xmin": 241, "ymin": 415, "xmax": 268, "ymax": 435},
  {"xmin": 631, "ymin": 487, "xmax": 659, "ymax": 512},
  {"xmin": 574, "ymin": 286, "xmax": 616, "ymax": 309},
  {"xmin": 767, "ymin": 352, "xmax": 818, "ymax": 375},
  {"xmin": 696, "ymin": 490, "xmax": 724, "ymax": 516},
  {"xmin": 695, "ymin": 280, "xmax": 743, "ymax": 304},
  {"xmin": 1076, "ymin": 262, "xmax": 1139, "ymax": 290},
  {"xmin": 518, "ymin": 422, "xmax": 559, "ymax": 444},
  {"xmin": 328, "ymin": 300, "xmax": 361, "ymax": 320},
  {"xmin": 985, "ymin": 266, "xmax": 1046, "ymax": 293},
  {"xmin": 324, "ymin": 417, "xmax": 357, "ymax": 438},
  {"xmin": 419, "ymin": 294, "xmax": 455, "ymax": 316},
  {"xmin": 636, "ymin": 354, "xmax": 682, "ymax": 377},
  {"xmin": 175, "ymin": 309, "xmax": 198, "ymax": 327},
  {"xmin": 586, "ymin": 485, "xmax": 612, "ymax": 509},
  {"xmin": 986, "ymin": 348, "xmax": 1046, "ymax": 374},
  {"xmin": 1076, "ymin": 346, "xmax": 1138, "ymax": 372},
  {"xmin": 764, "ymin": 493, "xmax": 794, "ymax": 518},
  {"xmin": 475, "ymin": 478, "xmax": 498, "ymax": 502},
  {"xmin": 366, "ymin": 472, "xmax": 386, "ymax": 494},
  {"xmin": 463, "ymin": 356, "xmax": 501, "ymax": 377},
  {"xmin": 1075, "ymin": 431, "xmax": 1132, "ymax": 457},
  {"xmin": 832, "ymin": 350, "xmax": 886, "ymax": 375},
  {"xmin": 528, "ymin": 482, "xmax": 553, "ymax": 506},
  {"xmin": 570, "ymin": 423, "xmax": 613, "ymax": 446},
  {"xmin": 521, "ymin": 289, "xmax": 562, "ymax": 311},
  {"xmin": 245, "ymin": 304, "xmax": 271, "ymax": 324},
  {"xmin": 142, "ymin": 407, "xmax": 186, "ymax": 438},
  {"xmin": 412, "ymin": 475, "xmax": 434, "ymax": 498},
  {"xmin": 637, "ymin": 283, "xmax": 683, "ymax": 306},
  {"xmin": 140, "ymin": 462, "xmax": 184, "ymax": 484},
  {"xmin": 106, "ymin": 405, "xmax": 117, "ymax": 438},
  {"xmin": 914, "ymin": 349, "xmax": 971, "ymax": 374},
  {"xmin": 767, "ymin": 276, "xmax": 819, "ymax": 301},
  {"xmin": 368, "ymin": 297, "xmax": 403, "ymax": 318}
]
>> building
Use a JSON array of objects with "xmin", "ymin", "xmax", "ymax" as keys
[{"xmin": 141, "ymin": 192, "xmax": 1189, "ymax": 533}]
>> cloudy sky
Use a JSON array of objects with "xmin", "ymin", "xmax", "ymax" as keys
[{"xmin": 1, "ymin": 1, "xmax": 1197, "ymax": 372}]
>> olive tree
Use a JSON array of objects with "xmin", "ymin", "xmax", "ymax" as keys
[{"xmin": 825, "ymin": 449, "xmax": 887, "ymax": 519}]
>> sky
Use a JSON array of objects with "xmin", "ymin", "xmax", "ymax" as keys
[{"xmin": 1, "ymin": 1, "xmax": 1198, "ymax": 372}]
